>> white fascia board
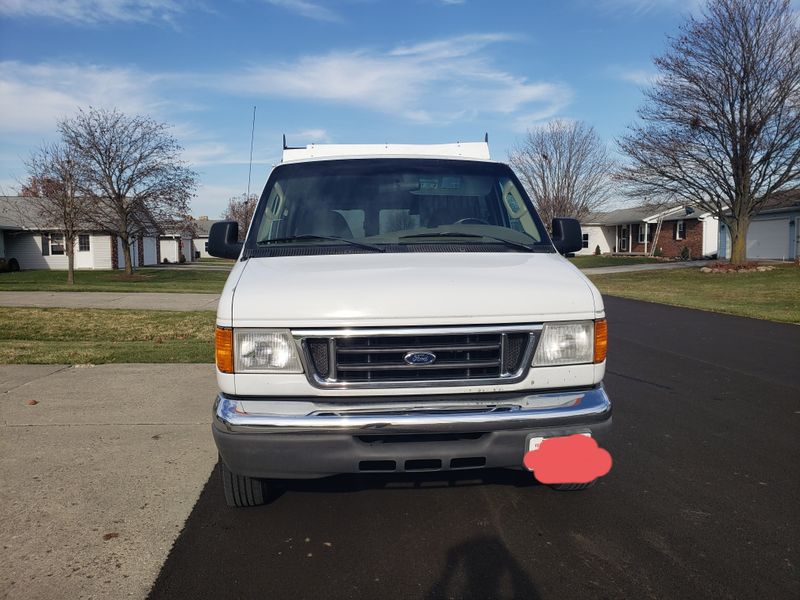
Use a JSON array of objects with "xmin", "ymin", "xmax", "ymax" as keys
[
  {"xmin": 643, "ymin": 206, "xmax": 685, "ymax": 222},
  {"xmin": 282, "ymin": 141, "xmax": 491, "ymax": 163}
]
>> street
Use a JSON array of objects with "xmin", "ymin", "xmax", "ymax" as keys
[{"xmin": 148, "ymin": 298, "xmax": 800, "ymax": 599}]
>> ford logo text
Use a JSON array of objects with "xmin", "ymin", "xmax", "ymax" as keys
[{"xmin": 404, "ymin": 351, "xmax": 437, "ymax": 366}]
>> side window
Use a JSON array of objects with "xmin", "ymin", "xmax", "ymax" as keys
[
  {"xmin": 582, "ymin": 233, "xmax": 589, "ymax": 249},
  {"xmin": 675, "ymin": 220, "xmax": 685, "ymax": 240},
  {"xmin": 50, "ymin": 233, "xmax": 65, "ymax": 255},
  {"xmin": 500, "ymin": 179, "xmax": 540, "ymax": 241},
  {"xmin": 257, "ymin": 184, "xmax": 286, "ymax": 240},
  {"xmin": 78, "ymin": 234, "xmax": 90, "ymax": 252},
  {"xmin": 41, "ymin": 233, "xmax": 50, "ymax": 256}
]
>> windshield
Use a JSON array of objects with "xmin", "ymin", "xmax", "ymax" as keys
[{"xmin": 244, "ymin": 158, "xmax": 552, "ymax": 256}]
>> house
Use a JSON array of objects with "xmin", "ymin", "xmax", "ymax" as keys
[
  {"xmin": 578, "ymin": 205, "xmax": 719, "ymax": 258},
  {"xmin": 719, "ymin": 193, "xmax": 800, "ymax": 261},
  {"xmin": 0, "ymin": 195, "xmax": 161, "ymax": 270},
  {"xmin": 159, "ymin": 219, "xmax": 195, "ymax": 264},
  {"xmin": 192, "ymin": 216, "xmax": 222, "ymax": 259}
]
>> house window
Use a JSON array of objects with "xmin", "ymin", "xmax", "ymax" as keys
[
  {"xmin": 638, "ymin": 224, "xmax": 654, "ymax": 243},
  {"xmin": 50, "ymin": 233, "xmax": 65, "ymax": 255},
  {"xmin": 582, "ymin": 233, "xmax": 589, "ymax": 249},
  {"xmin": 41, "ymin": 233, "xmax": 50, "ymax": 256},
  {"xmin": 675, "ymin": 220, "xmax": 686, "ymax": 240},
  {"xmin": 78, "ymin": 234, "xmax": 90, "ymax": 252}
]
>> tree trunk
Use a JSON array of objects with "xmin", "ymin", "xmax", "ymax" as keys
[
  {"xmin": 66, "ymin": 236, "xmax": 75, "ymax": 285},
  {"xmin": 729, "ymin": 218, "xmax": 749, "ymax": 266},
  {"xmin": 120, "ymin": 233, "xmax": 133, "ymax": 275}
]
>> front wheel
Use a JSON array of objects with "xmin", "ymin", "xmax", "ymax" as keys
[{"xmin": 219, "ymin": 457, "xmax": 266, "ymax": 507}]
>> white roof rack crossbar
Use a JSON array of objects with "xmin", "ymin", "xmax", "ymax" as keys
[{"xmin": 281, "ymin": 141, "xmax": 491, "ymax": 163}]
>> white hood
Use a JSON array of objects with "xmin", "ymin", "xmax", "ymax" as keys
[{"xmin": 222, "ymin": 252, "xmax": 602, "ymax": 328}]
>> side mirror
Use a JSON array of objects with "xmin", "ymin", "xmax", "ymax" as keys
[
  {"xmin": 551, "ymin": 218, "xmax": 583, "ymax": 255},
  {"xmin": 208, "ymin": 221, "xmax": 242, "ymax": 259}
]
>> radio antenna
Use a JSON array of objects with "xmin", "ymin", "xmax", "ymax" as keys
[{"xmin": 246, "ymin": 105, "xmax": 256, "ymax": 199}]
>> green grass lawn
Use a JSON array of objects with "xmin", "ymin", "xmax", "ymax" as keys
[
  {"xmin": 0, "ymin": 307, "xmax": 215, "ymax": 364},
  {"xmin": 0, "ymin": 268, "xmax": 228, "ymax": 293},
  {"xmin": 569, "ymin": 255, "xmax": 662, "ymax": 268},
  {"xmin": 589, "ymin": 264, "xmax": 800, "ymax": 323}
]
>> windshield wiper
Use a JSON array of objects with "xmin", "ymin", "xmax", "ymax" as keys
[
  {"xmin": 258, "ymin": 234, "xmax": 385, "ymax": 253},
  {"xmin": 398, "ymin": 231, "xmax": 536, "ymax": 253}
]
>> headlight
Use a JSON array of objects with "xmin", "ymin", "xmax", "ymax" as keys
[
  {"xmin": 234, "ymin": 329, "xmax": 303, "ymax": 373},
  {"xmin": 533, "ymin": 321, "xmax": 594, "ymax": 366}
]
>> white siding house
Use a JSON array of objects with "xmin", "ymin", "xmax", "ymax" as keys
[
  {"xmin": 1, "ymin": 196, "xmax": 161, "ymax": 270},
  {"xmin": 192, "ymin": 216, "xmax": 222, "ymax": 259},
  {"xmin": 575, "ymin": 224, "xmax": 616, "ymax": 256},
  {"xmin": 5, "ymin": 231, "xmax": 116, "ymax": 270}
]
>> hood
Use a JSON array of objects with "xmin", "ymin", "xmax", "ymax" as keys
[{"xmin": 227, "ymin": 252, "xmax": 601, "ymax": 327}]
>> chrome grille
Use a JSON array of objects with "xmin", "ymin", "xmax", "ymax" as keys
[{"xmin": 295, "ymin": 325, "xmax": 541, "ymax": 389}]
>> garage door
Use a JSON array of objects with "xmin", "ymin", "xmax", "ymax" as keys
[
  {"xmin": 747, "ymin": 219, "xmax": 790, "ymax": 259},
  {"xmin": 143, "ymin": 237, "xmax": 157, "ymax": 265}
]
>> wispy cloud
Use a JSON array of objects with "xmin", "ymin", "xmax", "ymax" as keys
[
  {"xmin": 225, "ymin": 34, "xmax": 571, "ymax": 125},
  {"xmin": 609, "ymin": 66, "xmax": 662, "ymax": 86},
  {"xmin": 262, "ymin": 0, "xmax": 341, "ymax": 22},
  {"xmin": 597, "ymin": 0, "xmax": 703, "ymax": 16},
  {"xmin": 0, "ymin": 61, "xmax": 167, "ymax": 134},
  {"xmin": 288, "ymin": 128, "xmax": 330, "ymax": 142},
  {"xmin": 0, "ymin": 0, "xmax": 189, "ymax": 24}
]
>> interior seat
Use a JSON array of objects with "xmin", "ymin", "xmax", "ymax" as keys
[{"xmin": 296, "ymin": 209, "xmax": 353, "ymax": 238}]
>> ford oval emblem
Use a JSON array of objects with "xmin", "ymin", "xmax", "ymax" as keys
[{"xmin": 404, "ymin": 351, "xmax": 437, "ymax": 366}]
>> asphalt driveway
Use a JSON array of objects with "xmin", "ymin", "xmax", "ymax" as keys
[
  {"xmin": 1, "ymin": 298, "xmax": 798, "ymax": 600},
  {"xmin": 148, "ymin": 297, "xmax": 799, "ymax": 600}
]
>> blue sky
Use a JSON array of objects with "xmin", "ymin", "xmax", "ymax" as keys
[{"xmin": 0, "ymin": 0, "xmax": 701, "ymax": 217}]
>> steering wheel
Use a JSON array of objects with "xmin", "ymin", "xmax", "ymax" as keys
[{"xmin": 453, "ymin": 217, "xmax": 490, "ymax": 225}]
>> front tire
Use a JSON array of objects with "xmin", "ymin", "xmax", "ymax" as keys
[
  {"xmin": 549, "ymin": 480, "xmax": 597, "ymax": 491},
  {"xmin": 219, "ymin": 457, "xmax": 266, "ymax": 507}
]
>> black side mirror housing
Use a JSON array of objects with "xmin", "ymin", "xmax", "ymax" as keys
[
  {"xmin": 208, "ymin": 221, "xmax": 242, "ymax": 259},
  {"xmin": 551, "ymin": 217, "xmax": 583, "ymax": 255}
]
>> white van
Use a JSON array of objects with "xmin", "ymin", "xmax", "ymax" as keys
[{"xmin": 208, "ymin": 141, "xmax": 611, "ymax": 506}]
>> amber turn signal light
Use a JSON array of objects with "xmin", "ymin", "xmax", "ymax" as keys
[
  {"xmin": 215, "ymin": 326, "xmax": 234, "ymax": 373},
  {"xmin": 593, "ymin": 319, "xmax": 608, "ymax": 363}
]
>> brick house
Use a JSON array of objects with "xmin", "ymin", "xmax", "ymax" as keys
[{"xmin": 578, "ymin": 205, "xmax": 719, "ymax": 258}]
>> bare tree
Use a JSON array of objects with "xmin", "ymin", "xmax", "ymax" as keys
[
  {"xmin": 509, "ymin": 120, "xmax": 615, "ymax": 228},
  {"xmin": 59, "ymin": 107, "xmax": 198, "ymax": 274},
  {"xmin": 222, "ymin": 193, "xmax": 258, "ymax": 240},
  {"xmin": 617, "ymin": 0, "xmax": 800, "ymax": 264},
  {"xmin": 22, "ymin": 143, "xmax": 86, "ymax": 284}
]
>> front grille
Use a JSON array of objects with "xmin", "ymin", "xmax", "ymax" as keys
[{"xmin": 297, "ymin": 325, "xmax": 540, "ymax": 389}]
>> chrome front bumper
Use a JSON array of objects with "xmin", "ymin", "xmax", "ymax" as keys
[
  {"xmin": 213, "ymin": 386, "xmax": 611, "ymax": 479},
  {"xmin": 213, "ymin": 386, "xmax": 611, "ymax": 435}
]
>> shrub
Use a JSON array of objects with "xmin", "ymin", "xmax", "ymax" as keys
[
  {"xmin": 179, "ymin": 254, "xmax": 186, "ymax": 264},
  {"xmin": 653, "ymin": 247, "xmax": 663, "ymax": 257},
  {"xmin": 594, "ymin": 245, "xmax": 601, "ymax": 255},
  {"xmin": 680, "ymin": 246, "xmax": 691, "ymax": 261}
]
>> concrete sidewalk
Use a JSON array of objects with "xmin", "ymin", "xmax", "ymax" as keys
[
  {"xmin": 581, "ymin": 260, "xmax": 709, "ymax": 275},
  {"xmin": 0, "ymin": 291, "xmax": 220, "ymax": 311},
  {"xmin": 0, "ymin": 363, "xmax": 218, "ymax": 600}
]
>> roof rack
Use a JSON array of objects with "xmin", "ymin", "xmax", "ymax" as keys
[{"xmin": 280, "ymin": 134, "xmax": 491, "ymax": 163}]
